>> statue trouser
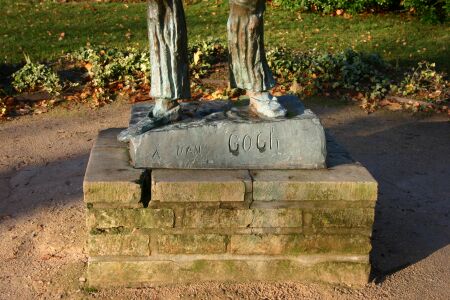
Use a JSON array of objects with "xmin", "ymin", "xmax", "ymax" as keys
[
  {"xmin": 148, "ymin": 0, "xmax": 286, "ymax": 119},
  {"xmin": 148, "ymin": 0, "xmax": 190, "ymax": 119},
  {"xmin": 227, "ymin": 0, "xmax": 286, "ymax": 117},
  {"xmin": 118, "ymin": 0, "xmax": 188, "ymax": 142}
]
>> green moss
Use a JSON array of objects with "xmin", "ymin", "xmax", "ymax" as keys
[
  {"xmin": 87, "ymin": 208, "xmax": 175, "ymax": 229},
  {"xmin": 81, "ymin": 286, "xmax": 99, "ymax": 294},
  {"xmin": 220, "ymin": 260, "xmax": 239, "ymax": 274},
  {"xmin": 189, "ymin": 260, "xmax": 208, "ymax": 273},
  {"xmin": 157, "ymin": 234, "xmax": 227, "ymax": 254},
  {"xmin": 277, "ymin": 260, "xmax": 294, "ymax": 273}
]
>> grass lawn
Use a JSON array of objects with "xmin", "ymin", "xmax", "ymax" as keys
[{"xmin": 1, "ymin": 0, "xmax": 449, "ymax": 72}]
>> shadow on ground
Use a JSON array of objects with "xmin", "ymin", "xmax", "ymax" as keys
[
  {"xmin": 323, "ymin": 113, "xmax": 450, "ymax": 282},
  {"xmin": 0, "ymin": 154, "xmax": 89, "ymax": 218}
]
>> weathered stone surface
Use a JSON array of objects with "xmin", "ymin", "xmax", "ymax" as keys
[
  {"xmin": 252, "ymin": 164, "xmax": 377, "ymax": 201},
  {"xmin": 84, "ymin": 131, "xmax": 145, "ymax": 206},
  {"xmin": 157, "ymin": 234, "xmax": 226, "ymax": 254},
  {"xmin": 84, "ymin": 127, "xmax": 378, "ymax": 287},
  {"xmin": 88, "ymin": 234, "xmax": 150, "ymax": 256},
  {"xmin": 151, "ymin": 170, "xmax": 251, "ymax": 202},
  {"xmin": 252, "ymin": 200, "xmax": 376, "ymax": 209},
  {"xmin": 230, "ymin": 234, "xmax": 371, "ymax": 255},
  {"xmin": 182, "ymin": 208, "xmax": 302, "ymax": 229},
  {"xmin": 251, "ymin": 209, "xmax": 303, "ymax": 228},
  {"xmin": 93, "ymin": 128, "xmax": 127, "ymax": 149},
  {"xmin": 303, "ymin": 208, "xmax": 375, "ymax": 228},
  {"xmin": 128, "ymin": 96, "xmax": 327, "ymax": 169},
  {"xmin": 299, "ymin": 234, "xmax": 372, "ymax": 254},
  {"xmin": 87, "ymin": 258, "xmax": 370, "ymax": 286},
  {"xmin": 87, "ymin": 208, "xmax": 174, "ymax": 229}
]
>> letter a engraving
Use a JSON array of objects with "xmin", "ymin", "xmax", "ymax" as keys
[{"xmin": 152, "ymin": 148, "xmax": 161, "ymax": 160}]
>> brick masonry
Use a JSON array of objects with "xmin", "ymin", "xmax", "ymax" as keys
[{"xmin": 84, "ymin": 129, "xmax": 378, "ymax": 287}]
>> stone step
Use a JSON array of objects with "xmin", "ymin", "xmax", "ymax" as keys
[
  {"xmin": 151, "ymin": 169, "xmax": 252, "ymax": 203},
  {"xmin": 87, "ymin": 257, "xmax": 370, "ymax": 287},
  {"xmin": 87, "ymin": 232, "xmax": 371, "ymax": 257}
]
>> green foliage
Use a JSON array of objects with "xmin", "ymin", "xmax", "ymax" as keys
[
  {"xmin": 4, "ymin": 41, "xmax": 448, "ymax": 114},
  {"xmin": 70, "ymin": 47, "xmax": 150, "ymax": 100},
  {"xmin": 68, "ymin": 41, "xmax": 226, "ymax": 102},
  {"xmin": 80, "ymin": 286, "xmax": 98, "ymax": 295},
  {"xmin": 393, "ymin": 61, "xmax": 449, "ymax": 103},
  {"xmin": 12, "ymin": 55, "xmax": 62, "ymax": 95},
  {"xmin": 402, "ymin": 0, "xmax": 450, "ymax": 23},
  {"xmin": 267, "ymin": 48, "xmax": 391, "ymax": 100},
  {"xmin": 189, "ymin": 40, "xmax": 227, "ymax": 79},
  {"xmin": 273, "ymin": 0, "xmax": 448, "ymax": 21},
  {"xmin": 272, "ymin": 0, "xmax": 397, "ymax": 13}
]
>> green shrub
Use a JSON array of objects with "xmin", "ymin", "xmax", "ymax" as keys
[
  {"xmin": 189, "ymin": 40, "xmax": 227, "ymax": 79},
  {"xmin": 69, "ymin": 47, "xmax": 150, "ymax": 101},
  {"xmin": 267, "ymin": 47, "xmax": 391, "ymax": 99},
  {"xmin": 67, "ymin": 42, "xmax": 447, "ymax": 110},
  {"xmin": 393, "ymin": 61, "xmax": 449, "ymax": 103},
  {"xmin": 272, "ymin": 0, "xmax": 398, "ymax": 13},
  {"xmin": 69, "ymin": 41, "xmax": 226, "ymax": 102},
  {"xmin": 71, "ymin": 47, "xmax": 151, "ymax": 88},
  {"xmin": 12, "ymin": 55, "xmax": 62, "ymax": 95},
  {"xmin": 402, "ymin": 0, "xmax": 450, "ymax": 23},
  {"xmin": 272, "ymin": 0, "xmax": 448, "ymax": 21}
]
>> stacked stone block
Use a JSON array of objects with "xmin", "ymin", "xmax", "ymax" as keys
[{"xmin": 84, "ymin": 129, "xmax": 377, "ymax": 287}]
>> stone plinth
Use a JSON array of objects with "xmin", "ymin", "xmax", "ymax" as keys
[
  {"xmin": 84, "ymin": 129, "xmax": 377, "ymax": 287},
  {"xmin": 128, "ymin": 96, "xmax": 327, "ymax": 169}
]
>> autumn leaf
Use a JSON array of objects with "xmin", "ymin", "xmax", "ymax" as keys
[
  {"xmin": 386, "ymin": 102, "xmax": 403, "ymax": 111},
  {"xmin": 194, "ymin": 50, "xmax": 203, "ymax": 66}
]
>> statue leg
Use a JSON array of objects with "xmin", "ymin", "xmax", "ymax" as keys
[
  {"xmin": 148, "ymin": 0, "xmax": 191, "ymax": 118},
  {"xmin": 228, "ymin": 0, "xmax": 286, "ymax": 118},
  {"xmin": 117, "ymin": 0, "xmax": 190, "ymax": 142}
]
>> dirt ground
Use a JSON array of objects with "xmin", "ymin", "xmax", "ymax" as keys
[{"xmin": 0, "ymin": 100, "xmax": 448, "ymax": 299}]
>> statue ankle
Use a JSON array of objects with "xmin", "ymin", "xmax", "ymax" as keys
[
  {"xmin": 248, "ymin": 91, "xmax": 272, "ymax": 104},
  {"xmin": 152, "ymin": 99, "xmax": 179, "ymax": 118}
]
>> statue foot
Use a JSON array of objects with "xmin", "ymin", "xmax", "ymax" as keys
[
  {"xmin": 117, "ymin": 103, "xmax": 181, "ymax": 142},
  {"xmin": 248, "ymin": 91, "xmax": 287, "ymax": 118}
]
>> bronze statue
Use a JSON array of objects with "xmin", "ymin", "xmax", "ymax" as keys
[
  {"xmin": 118, "ymin": 0, "xmax": 286, "ymax": 142},
  {"xmin": 148, "ymin": 0, "xmax": 286, "ymax": 119}
]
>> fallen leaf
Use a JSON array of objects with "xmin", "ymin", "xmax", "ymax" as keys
[
  {"xmin": 194, "ymin": 50, "xmax": 203, "ymax": 65},
  {"xmin": 428, "ymin": 90, "xmax": 442, "ymax": 98},
  {"xmin": 379, "ymin": 99, "xmax": 392, "ymax": 107},
  {"xmin": 290, "ymin": 81, "xmax": 303, "ymax": 94},
  {"xmin": 386, "ymin": 102, "xmax": 402, "ymax": 111}
]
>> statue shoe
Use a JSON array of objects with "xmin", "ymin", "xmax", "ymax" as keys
[{"xmin": 249, "ymin": 92, "xmax": 287, "ymax": 118}]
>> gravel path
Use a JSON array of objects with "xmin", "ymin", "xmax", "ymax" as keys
[{"xmin": 0, "ymin": 101, "xmax": 448, "ymax": 299}]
